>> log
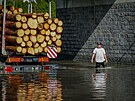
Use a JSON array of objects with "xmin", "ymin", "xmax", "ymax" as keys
[
  {"xmin": 37, "ymin": 34, "xmax": 45, "ymax": 43},
  {"xmin": 48, "ymin": 40, "xmax": 52, "ymax": 45},
  {"xmin": 44, "ymin": 47, "xmax": 48, "ymax": 53},
  {"xmin": 45, "ymin": 30, "xmax": 50, "ymax": 36},
  {"xmin": 17, "ymin": 8, "xmax": 23, "ymax": 13},
  {"xmin": 41, "ymin": 41, "xmax": 47, "ymax": 48},
  {"xmin": 0, "ymin": 20, "xmax": 21, "ymax": 28},
  {"xmin": 30, "ymin": 35, "xmax": 37, "ymax": 43},
  {"xmin": 50, "ymin": 23, "xmax": 57, "ymax": 31},
  {"xmin": 54, "ymin": 18, "xmax": 59, "ymax": 24},
  {"xmin": 30, "ymin": 29, "xmax": 37, "ymax": 35},
  {"xmin": 56, "ymin": 26, "xmax": 63, "ymax": 33},
  {"xmin": 51, "ymin": 36, "xmax": 57, "ymax": 42},
  {"xmin": 21, "ymin": 13, "xmax": 37, "ymax": 18},
  {"xmin": 56, "ymin": 47, "xmax": 61, "ymax": 53},
  {"xmin": 0, "ymin": 26, "xmax": 17, "ymax": 36},
  {"xmin": 7, "ymin": 11, "xmax": 12, "ymax": 14},
  {"xmin": 33, "ymin": 43, "xmax": 39, "ymax": 48},
  {"xmin": 37, "ymin": 16, "xmax": 44, "ymax": 24},
  {"xmin": 22, "ymin": 23, "xmax": 28, "ymax": 29},
  {"xmin": 22, "ymin": 48, "xmax": 27, "ymax": 54},
  {"xmin": 44, "ymin": 12, "xmax": 49, "ymax": 19},
  {"xmin": 55, "ymin": 39, "xmax": 62, "ymax": 46},
  {"xmin": 34, "ymin": 48, "xmax": 39, "ymax": 54},
  {"xmin": 58, "ymin": 20, "xmax": 63, "ymax": 26},
  {"xmin": 24, "ymin": 29, "xmax": 30, "ymax": 35},
  {"xmin": 38, "ymin": 46, "xmax": 43, "ymax": 53},
  {"xmin": 7, "ymin": 6, "xmax": 15, "ymax": 12},
  {"xmin": 45, "ymin": 36, "xmax": 50, "ymax": 41},
  {"xmin": 56, "ymin": 34, "xmax": 61, "ymax": 39},
  {"xmin": 40, "ymin": 29, "xmax": 46, "ymax": 35},
  {"xmin": 13, "ymin": 9, "xmax": 18, "ymax": 14},
  {"xmin": 28, "ymin": 47, "xmax": 35, "ymax": 55},
  {"xmin": 44, "ymin": 23, "xmax": 49, "ymax": 30},
  {"xmin": 21, "ymin": 41, "xmax": 26, "ymax": 47},
  {"xmin": 16, "ymin": 37, "xmax": 23, "ymax": 44},
  {"xmin": 17, "ymin": 29, "xmax": 24, "ymax": 37},
  {"xmin": 50, "ymin": 31, "xmax": 56, "ymax": 37},
  {"xmin": 5, "ymin": 46, "xmax": 22, "ymax": 53},
  {"xmin": 5, "ymin": 35, "xmax": 17, "ymax": 44},
  {"xmin": 26, "ymin": 41, "xmax": 32, "ymax": 47},
  {"xmin": 6, "ymin": 14, "xmax": 22, "ymax": 21},
  {"xmin": 27, "ymin": 18, "xmax": 38, "ymax": 29},
  {"xmin": 47, "ymin": 19, "xmax": 53, "ymax": 24},
  {"xmin": 38, "ymin": 23, "xmax": 43, "ymax": 30},
  {"xmin": 21, "ymin": 16, "xmax": 27, "ymax": 23},
  {"xmin": 23, "ymin": 35, "xmax": 29, "ymax": 42}
]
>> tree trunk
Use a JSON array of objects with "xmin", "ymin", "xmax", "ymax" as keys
[
  {"xmin": 40, "ymin": 29, "xmax": 46, "ymax": 35},
  {"xmin": 23, "ymin": 35, "xmax": 29, "ymax": 42},
  {"xmin": 21, "ymin": 41, "xmax": 26, "ymax": 47},
  {"xmin": 45, "ymin": 36, "xmax": 50, "ymax": 41},
  {"xmin": 44, "ymin": 23, "xmax": 49, "ymax": 30},
  {"xmin": 26, "ymin": 41, "xmax": 33, "ymax": 47},
  {"xmin": 33, "ymin": 43, "xmax": 39, "ymax": 48},
  {"xmin": 21, "ymin": 13, "xmax": 37, "ymax": 18},
  {"xmin": 27, "ymin": 18, "xmax": 38, "ymax": 29},
  {"xmin": 45, "ymin": 30, "xmax": 50, "ymax": 36},
  {"xmin": 54, "ymin": 18, "xmax": 59, "ymax": 24},
  {"xmin": 55, "ymin": 34, "xmax": 61, "ymax": 39},
  {"xmin": 5, "ymin": 46, "xmax": 22, "ymax": 53},
  {"xmin": 30, "ymin": 35, "xmax": 37, "ymax": 43},
  {"xmin": 58, "ymin": 20, "xmax": 63, "ymax": 26},
  {"xmin": 41, "ymin": 41, "xmax": 47, "ymax": 48},
  {"xmin": 17, "ymin": 29, "xmax": 24, "ymax": 37},
  {"xmin": 28, "ymin": 47, "xmax": 35, "ymax": 55},
  {"xmin": 38, "ymin": 46, "xmax": 43, "ymax": 53},
  {"xmin": 50, "ymin": 23, "xmax": 57, "ymax": 31},
  {"xmin": 30, "ymin": 29, "xmax": 37, "ymax": 35},
  {"xmin": 5, "ymin": 35, "xmax": 17, "ymax": 44},
  {"xmin": 56, "ymin": 26, "xmax": 63, "ymax": 33},
  {"xmin": 47, "ymin": 19, "xmax": 53, "ymax": 24},
  {"xmin": 0, "ymin": 20, "xmax": 21, "ymax": 28},
  {"xmin": 21, "ymin": 16, "xmax": 27, "ymax": 23},
  {"xmin": 6, "ymin": 14, "xmax": 21, "ymax": 21},
  {"xmin": 44, "ymin": 12, "xmax": 49, "ymax": 19},
  {"xmin": 50, "ymin": 31, "xmax": 56, "ymax": 37},
  {"xmin": 56, "ymin": 47, "xmax": 61, "ymax": 53},
  {"xmin": 22, "ymin": 48, "xmax": 27, "ymax": 54},
  {"xmin": 37, "ymin": 34, "xmax": 45, "ymax": 43},
  {"xmin": 22, "ymin": 23, "xmax": 28, "ymax": 29},
  {"xmin": 37, "ymin": 16, "xmax": 44, "ymax": 24},
  {"xmin": 55, "ymin": 39, "xmax": 62, "ymax": 46},
  {"xmin": 16, "ymin": 37, "xmax": 23, "ymax": 44},
  {"xmin": 38, "ymin": 23, "xmax": 43, "ymax": 30},
  {"xmin": 24, "ymin": 29, "xmax": 30, "ymax": 35}
]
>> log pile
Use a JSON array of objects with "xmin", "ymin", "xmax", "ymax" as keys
[
  {"xmin": 0, "ymin": 6, "xmax": 63, "ymax": 55},
  {"xmin": 0, "ymin": 5, "xmax": 23, "ymax": 14}
]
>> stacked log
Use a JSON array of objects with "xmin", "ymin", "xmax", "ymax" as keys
[
  {"xmin": 0, "ymin": 5, "xmax": 23, "ymax": 14},
  {"xmin": 0, "ymin": 12, "xmax": 63, "ymax": 55}
]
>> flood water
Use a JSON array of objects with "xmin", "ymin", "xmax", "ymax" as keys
[{"xmin": 0, "ymin": 64, "xmax": 134, "ymax": 101}]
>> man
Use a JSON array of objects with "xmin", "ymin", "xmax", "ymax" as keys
[{"xmin": 91, "ymin": 42, "xmax": 108, "ymax": 68}]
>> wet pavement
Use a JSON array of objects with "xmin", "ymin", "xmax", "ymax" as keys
[{"xmin": 0, "ymin": 62, "xmax": 134, "ymax": 101}]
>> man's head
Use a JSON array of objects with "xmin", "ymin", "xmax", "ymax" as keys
[{"xmin": 97, "ymin": 42, "xmax": 102, "ymax": 48}]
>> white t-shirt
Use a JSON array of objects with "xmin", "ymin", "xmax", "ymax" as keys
[{"xmin": 93, "ymin": 48, "xmax": 106, "ymax": 62}]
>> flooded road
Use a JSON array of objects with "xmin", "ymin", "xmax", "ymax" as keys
[{"xmin": 0, "ymin": 64, "xmax": 134, "ymax": 101}]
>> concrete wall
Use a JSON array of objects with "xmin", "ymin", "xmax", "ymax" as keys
[
  {"xmin": 56, "ymin": 1, "xmax": 135, "ymax": 64},
  {"xmin": 57, "ymin": 0, "xmax": 135, "ymax": 8}
]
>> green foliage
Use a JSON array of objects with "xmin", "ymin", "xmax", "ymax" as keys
[{"xmin": 5, "ymin": 0, "xmax": 56, "ymax": 17}]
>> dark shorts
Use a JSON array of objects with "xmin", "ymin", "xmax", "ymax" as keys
[{"xmin": 95, "ymin": 62, "xmax": 105, "ymax": 68}]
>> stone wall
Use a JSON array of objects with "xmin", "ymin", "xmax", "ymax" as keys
[{"xmin": 56, "ymin": 2, "xmax": 135, "ymax": 64}]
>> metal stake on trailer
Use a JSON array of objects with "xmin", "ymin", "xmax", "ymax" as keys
[{"xmin": 2, "ymin": 0, "xmax": 7, "ymax": 55}]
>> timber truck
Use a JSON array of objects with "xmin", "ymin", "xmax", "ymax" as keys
[{"xmin": 0, "ymin": 0, "xmax": 63, "ymax": 67}]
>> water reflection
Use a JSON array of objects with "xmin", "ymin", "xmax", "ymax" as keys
[
  {"xmin": 92, "ymin": 69, "xmax": 108, "ymax": 100},
  {"xmin": 0, "ymin": 67, "xmax": 63, "ymax": 101}
]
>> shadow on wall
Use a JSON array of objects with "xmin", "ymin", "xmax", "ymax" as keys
[{"xmin": 56, "ymin": 0, "xmax": 116, "ymax": 60}]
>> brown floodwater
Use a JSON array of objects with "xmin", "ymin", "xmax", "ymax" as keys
[{"xmin": 0, "ymin": 64, "xmax": 134, "ymax": 101}]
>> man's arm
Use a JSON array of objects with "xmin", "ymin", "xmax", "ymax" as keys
[
  {"xmin": 104, "ymin": 54, "xmax": 108, "ymax": 64},
  {"xmin": 91, "ymin": 53, "xmax": 95, "ymax": 63}
]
